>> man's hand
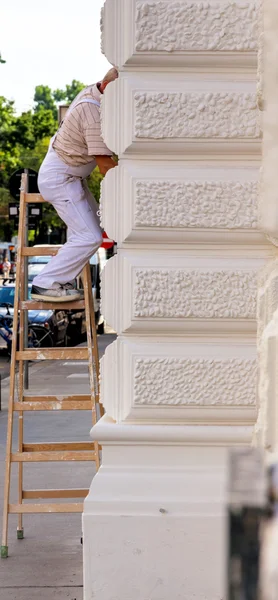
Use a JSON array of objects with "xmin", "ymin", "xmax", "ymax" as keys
[{"xmin": 95, "ymin": 155, "xmax": 117, "ymax": 176}]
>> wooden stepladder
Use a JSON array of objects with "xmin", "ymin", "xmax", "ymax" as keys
[{"xmin": 1, "ymin": 173, "xmax": 103, "ymax": 558}]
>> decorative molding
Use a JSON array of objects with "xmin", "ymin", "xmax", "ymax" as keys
[
  {"xmin": 135, "ymin": 180, "xmax": 258, "ymax": 229},
  {"xmin": 100, "ymin": 337, "xmax": 257, "ymax": 423},
  {"xmin": 91, "ymin": 414, "xmax": 254, "ymax": 445},
  {"xmin": 134, "ymin": 92, "xmax": 260, "ymax": 140},
  {"xmin": 256, "ymin": 1, "xmax": 264, "ymax": 112},
  {"xmin": 100, "ymin": 6, "xmax": 105, "ymax": 55},
  {"xmin": 101, "ymin": 0, "xmax": 258, "ymax": 68},
  {"xmin": 257, "ymin": 31, "xmax": 264, "ymax": 112},
  {"xmin": 102, "ymin": 254, "xmax": 263, "ymax": 334},
  {"xmin": 257, "ymin": 259, "xmax": 278, "ymax": 340},
  {"xmin": 135, "ymin": 1, "xmax": 258, "ymax": 53},
  {"xmin": 259, "ymin": 2, "xmax": 278, "ymax": 241},
  {"xmin": 133, "ymin": 268, "xmax": 257, "ymax": 319},
  {"xmin": 134, "ymin": 357, "xmax": 256, "ymax": 407},
  {"xmin": 102, "ymin": 78, "xmax": 262, "ymax": 156},
  {"xmin": 101, "ymin": 164, "xmax": 265, "ymax": 245},
  {"xmin": 256, "ymin": 311, "xmax": 278, "ymax": 451}
]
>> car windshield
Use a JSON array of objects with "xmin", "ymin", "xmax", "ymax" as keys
[
  {"xmin": 0, "ymin": 287, "xmax": 32, "ymax": 306},
  {"xmin": 28, "ymin": 256, "xmax": 52, "ymax": 264}
]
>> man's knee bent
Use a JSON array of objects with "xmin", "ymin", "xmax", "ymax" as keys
[{"xmin": 83, "ymin": 231, "xmax": 103, "ymax": 256}]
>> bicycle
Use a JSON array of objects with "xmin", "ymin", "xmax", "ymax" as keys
[{"xmin": 0, "ymin": 303, "xmax": 43, "ymax": 357}]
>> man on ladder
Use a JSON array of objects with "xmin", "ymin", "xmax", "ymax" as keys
[{"xmin": 31, "ymin": 67, "xmax": 118, "ymax": 303}]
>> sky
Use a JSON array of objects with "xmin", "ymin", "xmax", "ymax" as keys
[{"xmin": 0, "ymin": 0, "xmax": 111, "ymax": 114}]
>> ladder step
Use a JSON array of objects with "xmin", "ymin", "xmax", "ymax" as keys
[
  {"xmin": 11, "ymin": 451, "xmax": 96, "ymax": 462},
  {"xmin": 25, "ymin": 193, "xmax": 45, "ymax": 203},
  {"xmin": 22, "ymin": 489, "xmax": 88, "ymax": 499},
  {"xmin": 22, "ymin": 246, "xmax": 61, "ymax": 256},
  {"xmin": 14, "ymin": 399, "xmax": 92, "ymax": 410},
  {"xmin": 14, "ymin": 395, "xmax": 92, "ymax": 412},
  {"xmin": 20, "ymin": 299, "xmax": 85, "ymax": 310},
  {"xmin": 23, "ymin": 394, "xmax": 90, "ymax": 402},
  {"xmin": 9, "ymin": 503, "xmax": 84, "ymax": 513},
  {"xmin": 22, "ymin": 442, "xmax": 94, "ymax": 452},
  {"xmin": 16, "ymin": 348, "xmax": 89, "ymax": 360}
]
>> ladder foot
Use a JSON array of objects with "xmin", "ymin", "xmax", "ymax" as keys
[
  {"xmin": 17, "ymin": 528, "xmax": 24, "ymax": 540},
  {"xmin": 1, "ymin": 546, "xmax": 8, "ymax": 558}
]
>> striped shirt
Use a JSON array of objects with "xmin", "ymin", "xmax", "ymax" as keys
[{"xmin": 53, "ymin": 83, "xmax": 112, "ymax": 167}]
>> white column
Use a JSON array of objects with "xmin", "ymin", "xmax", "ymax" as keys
[
  {"xmin": 83, "ymin": 2, "xmax": 266, "ymax": 598},
  {"xmin": 255, "ymin": 0, "xmax": 278, "ymax": 452}
]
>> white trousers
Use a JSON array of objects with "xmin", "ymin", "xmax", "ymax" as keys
[{"xmin": 33, "ymin": 140, "xmax": 102, "ymax": 289}]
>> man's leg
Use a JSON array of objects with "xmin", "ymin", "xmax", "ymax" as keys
[
  {"xmin": 33, "ymin": 177, "xmax": 102, "ymax": 292},
  {"xmin": 82, "ymin": 180, "xmax": 102, "ymax": 230},
  {"xmin": 65, "ymin": 183, "xmax": 102, "ymax": 289}
]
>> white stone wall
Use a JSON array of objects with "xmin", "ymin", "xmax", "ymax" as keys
[
  {"xmin": 83, "ymin": 1, "xmax": 267, "ymax": 598},
  {"xmin": 255, "ymin": 0, "xmax": 278, "ymax": 453}
]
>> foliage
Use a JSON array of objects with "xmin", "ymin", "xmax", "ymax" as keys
[
  {"xmin": 34, "ymin": 80, "xmax": 85, "ymax": 118},
  {"xmin": 0, "ymin": 96, "xmax": 57, "ymax": 186},
  {"xmin": 88, "ymin": 168, "xmax": 103, "ymax": 202},
  {"xmin": 34, "ymin": 85, "xmax": 57, "ymax": 117},
  {"xmin": 53, "ymin": 80, "xmax": 85, "ymax": 104},
  {"xmin": 0, "ymin": 187, "xmax": 13, "ymax": 240},
  {"xmin": 18, "ymin": 137, "xmax": 51, "ymax": 172},
  {"xmin": 0, "ymin": 79, "xmax": 106, "ymax": 243},
  {"xmin": 0, "ymin": 97, "xmax": 20, "ymax": 187}
]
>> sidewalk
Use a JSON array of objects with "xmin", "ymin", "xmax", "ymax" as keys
[{"xmin": 0, "ymin": 333, "xmax": 116, "ymax": 600}]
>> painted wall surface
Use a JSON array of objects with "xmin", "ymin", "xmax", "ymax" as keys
[
  {"xmin": 83, "ymin": 1, "xmax": 267, "ymax": 599},
  {"xmin": 255, "ymin": 0, "xmax": 278, "ymax": 453}
]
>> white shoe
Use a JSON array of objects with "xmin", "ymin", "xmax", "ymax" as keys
[
  {"xmin": 63, "ymin": 283, "xmax": 84, "ymax": 298},
  {"xmin": 31, "ymin": 284, "xmax": 82, "ymax": 303}
]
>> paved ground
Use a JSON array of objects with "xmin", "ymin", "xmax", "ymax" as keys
[{"xmin": 0, "ymin": 331, "xmax": 116, "ymax": 600}]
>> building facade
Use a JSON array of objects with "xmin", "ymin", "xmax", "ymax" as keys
[{"xmin": 83, "ymin": 1, "xmax": 270, "ymax": 598}]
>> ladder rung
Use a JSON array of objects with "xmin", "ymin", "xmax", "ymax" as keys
[
  {"xmin": 9, "ymin": 503, "xmax": 84, "ymax": 513},
  {"xmin": 15, "ymin": 394, "xmax": 92, "ymax": 412},
  {"xmin": 23, "ymin": 394, "xmax": 90, "ymax": 402},
  {"xmin": 20, "ymin": 299, "xmax": 85, "ymax": 310},
  {"xmin": 22, "ymin": 489, "xmax": 88, "ymax": 499},
  {"xmin": 22, "ymin": 246, "xmax": 61, "ymax": 256},
  {"xmin": 14, "ymin": 400, "xmax": 92, "ymax": 410},
  {"xmin": 11, "ymin": 451, "xmax": 96, "ymax": 462},
  {"xmin": 25, "ymin": 193, "xmax": 45, "ymax": 203},
  {"xmin": 22, "ymin": 442, "xmax": 94, "ymax": 452},
  {"xmin": 16, "ymin": 348, "xmax": 89, "ymax": 360}
]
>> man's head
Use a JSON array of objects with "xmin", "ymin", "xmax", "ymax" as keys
[{"xmin": 99, "ymin": 67, "xmax": 118, "ymax": 93}]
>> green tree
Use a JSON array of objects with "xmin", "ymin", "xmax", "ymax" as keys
[
  {"xmin": 0, "ymin": 53, "xmax": 6, "ymax": 64},
  {"xmin": 0, "ymin": 187, "xmax": 16, "ymax": 240},
  {"xmin": 32, "ymin": 109, "xmax": 57, "ymax": 141},
  {"xmin": 53, "ymin": 79, "xmax": 85, "ymax": 104},
  {"xmin": 88, "ymin": 168, "xmax": 103, "ymax": 202},
  {"xmin": 0, "ymin": 96, "xmax": 57, "ymax": 187},
  {"xmin": 18, "ymin": 137, "xmax": 50, "ymax": 172},
  {"xmin": 0, "ymin": 96, "xmax": 20, "ymax": 186},
  {"xmin": 0, "ymin": 96, "xmax": 16, "ymax": 143},
  {"xmin": 12, "ymin": 111, "xmax": 36, "ymax": 149},
  {"xmin": 0, "ymin": 78, "xmax": 108, "ymax": 243},
  {"xmin": 34, "ymin": 85, "xmax": 56, "ymax": 117},
  {"xmin": 34, "ymin": 80, "xmax": 85, "ymax": 119}
]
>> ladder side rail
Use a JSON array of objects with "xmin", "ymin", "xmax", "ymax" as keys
[
  {"xmin": 17, "ymin": 175, "xmax": 29, "ymax": 538},
  {"xmin": 1, "ymin": 173, "xmax": 28, "ymax": 557},
  {"xmin": 83, "ymin": 263, "xmax": 101, "ymax": 470}
]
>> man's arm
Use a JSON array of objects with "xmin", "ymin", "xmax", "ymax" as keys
[{"xmin": 95, "ymin": 155, "xmax": 117, "ymax": 176}]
